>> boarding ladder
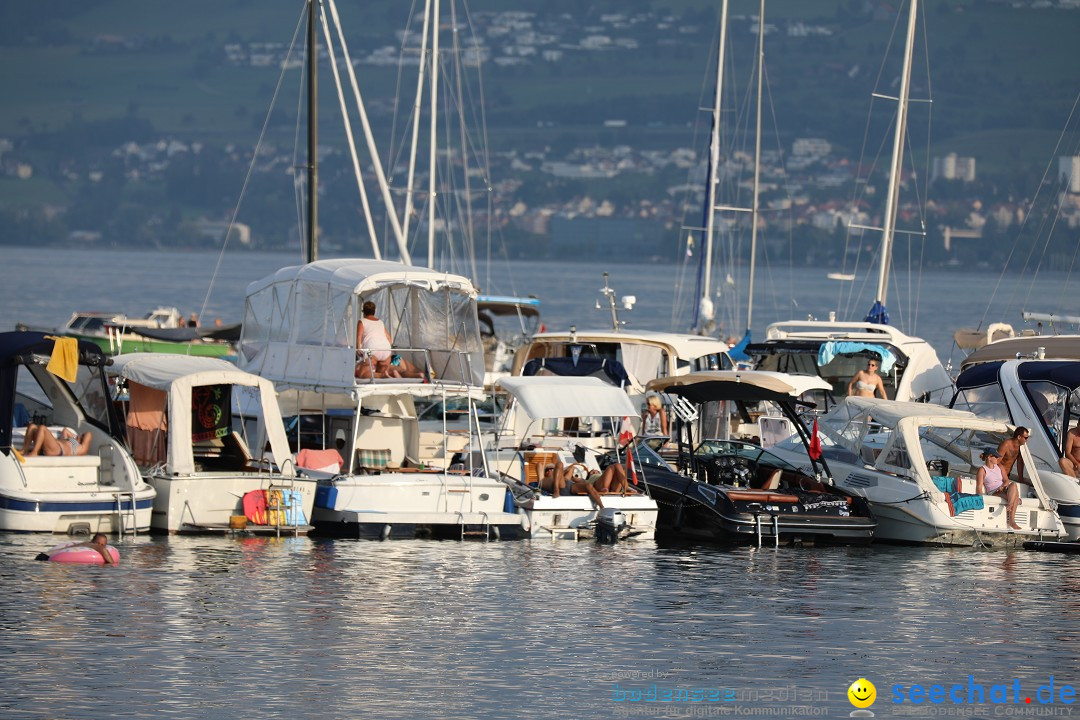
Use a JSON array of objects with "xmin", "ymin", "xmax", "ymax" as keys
[
  {"xmin": 459, "ymin": 511, "xmax": 492, "ymax": 541},
  {"xmin": 113, "ymin": 490, "xmax": 138, "ymax": 537}
]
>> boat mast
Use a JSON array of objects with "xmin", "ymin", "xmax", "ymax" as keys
[
  {"xmin": 745, "ymin": 0, "xmax": 765, "ymax": 335},
  {"xmin": 697, "ymin": 0, "xmax": 729, "ymax": 335},
  {"xmin": 873, "ymin": 0, "xmax": 918, "ymax": 314},
  {"xmin": 427, "ymin": 0, "xmax": 440, "ymax": 269},
  {"xmin": 306, "ymin": 0, "xmax": 319, "ymax": 264}
]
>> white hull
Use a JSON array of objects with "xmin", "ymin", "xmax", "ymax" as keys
[
  {"xmin": 518, "ymin": 494, "xmax": 658, "ymax": 541},
  {"xmin": 0, "ymin": 448, "xmax": 154, "ymax": 534},
  {"xmin": 831, "ymin": 466, "xmax": 1062, "ymax": 545},
  {"xmin": 0, "ymin": 486, "xmax": 154, "ymax": 534},
  {"xmin": 145, "ymin": 473, "xmax": 318, "ymax": 534},
  {"xmin": 313, "ymin": 472, "xmax": 523, "ymax": 539},
  {"xmin": 868, "ymin": 498, "xmax": 1055, "ymax": 546}
]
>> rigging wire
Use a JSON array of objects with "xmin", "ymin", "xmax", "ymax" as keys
[
  {"xmin": 977, "ymin": 90, "xmax": 1080, "ymax": 331},
  {"xmin": 199, "ymin": 5, "xmax": 308, "ymax": 321}
]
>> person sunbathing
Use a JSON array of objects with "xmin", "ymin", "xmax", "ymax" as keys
[{"xmin": 20, "ymin": 423, "xmax": 92, "ymax": 457}]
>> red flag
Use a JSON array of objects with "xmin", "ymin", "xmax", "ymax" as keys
[
  {"xmin": 618, "ymin": 415, "xmax": 635, "ymax": 447},
  {"xmin": 626, "ymin": 442, "xmax": 639, "ymax": 486},
  {"xmin": 808, "ymin": 418, "xmax": 822, "ymax": 461}
]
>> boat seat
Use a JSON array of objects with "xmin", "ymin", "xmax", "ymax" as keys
[
  {"xmin": 725, "ymin": 491, "xmax": 800, "ymax": 504},
  {"xmin": 523, "ymin": 451, "xmax": 558, "ymax": 487},
  {"xmin": 757, "ymin": 469, "xmax": 782, "ymax": 491},
  {"xmin": 355, "ymin": 447, "xmax": 392, "ymax": 472},
  {"xmin": 20, "ymin": 455, "xmax": 102, "ymax": 468}
]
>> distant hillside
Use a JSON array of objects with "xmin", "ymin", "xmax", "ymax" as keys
[{"xmin": 1, "ymin": 0, "xmax": 1077, "ymax": 260}]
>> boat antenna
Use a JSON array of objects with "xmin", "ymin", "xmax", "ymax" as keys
[
  {"xmin": 306, "ymin": 0, "xmax": 319, "ymax": 264},
  {"xmin": 598, "ymin": 272, "xmax": 634, "ymax": 332}
]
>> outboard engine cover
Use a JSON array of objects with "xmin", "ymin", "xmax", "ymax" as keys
[{"xmin": 595, "ymin": 507, "xmax": 627, "ymax": 544}]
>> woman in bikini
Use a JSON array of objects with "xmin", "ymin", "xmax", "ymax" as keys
[
  {"xmin": 20, "ymin": 423, "xmax": 92, "ymax": 457},
  {"xmin": 975, "ymin": 447, "xmax": 1021, "ymax": 530},
  {"xmin": 847, "ymin": 357, "xmax": 887, "ymax": 398}
]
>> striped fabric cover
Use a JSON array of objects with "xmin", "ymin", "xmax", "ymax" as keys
[{"xmin": 355, "ymin": 448, "xmax": 392, "ymax": 469}]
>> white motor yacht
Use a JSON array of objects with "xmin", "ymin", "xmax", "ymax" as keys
[
  {"xmin": 0, "ymin": 332, "xmax": 154, "ymax": 534},
  {"xmin": 483, "ymin": 376, "xmax": 658, "ymax": 541},
  {"xmin": 951, "ymin": 359, "xmax": 1080, "ymax": 540},
  {"xmin": 771, "ymin": 397, "xmax": 1064, "ymax": 546},
  {"xmin": 238, "ymin": 259, "xmax": 524, "ymax": 540},
  {"xmin": 107, "ymin": 353, "xmax": 316, "ymax": 534}
]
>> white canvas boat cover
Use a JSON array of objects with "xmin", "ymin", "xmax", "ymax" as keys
[
  {"xmin": 109, "ymin": 354, "xmax": 295, "ymax": 477},
  {"xmin": 496, "ymin": 376, "xmax": 637, "ymax": 420},
  {"xmin": 841, "ymin": 396, "xmax": 979, "ymax": 428},
  {"xmin": 238, "ymin": 259, "xmax": 485, "ymax": 388}
]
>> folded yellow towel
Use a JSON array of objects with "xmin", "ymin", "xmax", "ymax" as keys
[{"xmin": 44, "ymin": 336, "xmax": 79, "ymax": 383}]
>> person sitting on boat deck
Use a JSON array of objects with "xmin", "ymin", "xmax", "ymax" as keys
[
  {"xmin": 356, "ymin": 301, "xmax": 402, "ymax": 379},
  {"xmin": 36, "ymin": 533, "xmax": 114, "ymax": 564},
  {"xmin": 355, "ymin": 301, "xmax": 427, "ymax": 380},
  {"xmin": 847, "ymin": 355, "xmax": 886, "ymax": 398},
  {"xmin": 1060, "ymin": 426, "xmax": 1080, "ymax": 478},
  {"xmin": 641, "ymin": 394, "xmax": 668, "ymax": 438},
  {"xmin": 976, "ymin": 448, "xmax": 1021, "ymax": 530},
  {"xmin": 997, "ymin": 427, "xmax": 1031, "ymax": 486},
  {"xmin": 20, "ymin": 423, "xmax": 91, "ymax": 457}
]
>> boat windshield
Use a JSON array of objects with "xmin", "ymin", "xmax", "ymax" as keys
[
  {"xmin": 16, "ymin": 361, "xmax": 112, "ymax": 432},
  {"xmin": 951, "ymin": 383, "xmax": 1009, "ymax": 423},
  {"xmin": 694, "ymin": 439, "xmax": 801, "ymax": 471},
  {"xmin": 1020, "ymin": 380, "xmax": 1074, "ymax": 453},
  {"xmin": 917, "ymin": 425, "xmax": 1011, "ymax": 475}
]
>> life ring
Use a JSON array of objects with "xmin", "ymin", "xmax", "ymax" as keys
[{"xmin": 46, "ymin": 542, "xmax": 120, "ymax": 565}]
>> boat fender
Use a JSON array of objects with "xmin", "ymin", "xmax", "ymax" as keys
[{"xmin": 40, "ymin": 542, "xmax": 120, "ymax": 565}]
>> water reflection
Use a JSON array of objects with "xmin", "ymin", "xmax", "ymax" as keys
[{"xmin": 1, "ymin": 533, "xmax": 1077, "ymax": 719}]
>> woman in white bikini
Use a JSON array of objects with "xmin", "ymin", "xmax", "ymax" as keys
[
  {"xmin": 847, "ymin": 357, "xmax": 887, "ymax": 398},
  {"xmin": 976, "ymin": 447, "xmax": 1021, "ymax": 530},
  {"xmin": 20, "ymin": 423, "xmax": 91, "ymax": 457}
]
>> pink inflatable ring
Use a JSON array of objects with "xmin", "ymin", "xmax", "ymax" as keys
[{"xmin": 45, "ymin": 542, "xmax": 120, "ymax": 565}]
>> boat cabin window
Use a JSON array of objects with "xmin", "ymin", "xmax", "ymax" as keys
[
  {"xmin": 69, "ymin": 315, "xmax": 110, "ymax": 333},
  {"xmin": 526, "ymin": 341, "xmax": 672, "ymax": 383},
  {"xmin": 283, "ymin": 412, "xmax": 353, "ymax": 454},
  {"xmin": 680, "ymin": 353, "xmax": 733, "ymax": 373}
]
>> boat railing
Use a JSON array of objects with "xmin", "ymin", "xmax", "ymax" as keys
[{"xmin": 354, "ymin": 347, "xmax": 477, "ymax": 387}]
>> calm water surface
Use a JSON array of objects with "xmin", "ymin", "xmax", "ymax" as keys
[
  {"xmin": 0, "ymin": 534, "xmax": 1077, "ymax": 719},
  {"xmin": 2, "ymin": 246, "xmax": 1076, "ymax": 364}
]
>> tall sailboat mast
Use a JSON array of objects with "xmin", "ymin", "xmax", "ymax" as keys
[
  {"xmin": 745, "ymin": 0, "xmax": 765, "ymax": 334},
  {"xmin": 871, "ymin": 0, "xmax": 918, "ymax": 320},
  {"xmin": 306, "ymin": 0, "xmax": 319, "ymax": 264},
  {"xmin": 698, "ymin": 0, "xmax": 729, "ymax": 335}
]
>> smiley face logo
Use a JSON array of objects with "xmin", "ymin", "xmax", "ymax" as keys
[{"xmin": 847, "ymin": 678, "xmax": 876, "ymax": 709}]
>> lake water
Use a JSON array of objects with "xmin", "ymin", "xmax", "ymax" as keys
[
  {"xmin": 1, "ymin": 534, "xmax": 1078, "ymax": 720},
  {"xmin": 1, "ymin": 247, "xmax": 1079, "ymax": 719},
  {"xmin": 2, "ymin": 246, "xmax": 1076, "ymax": 367}
]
